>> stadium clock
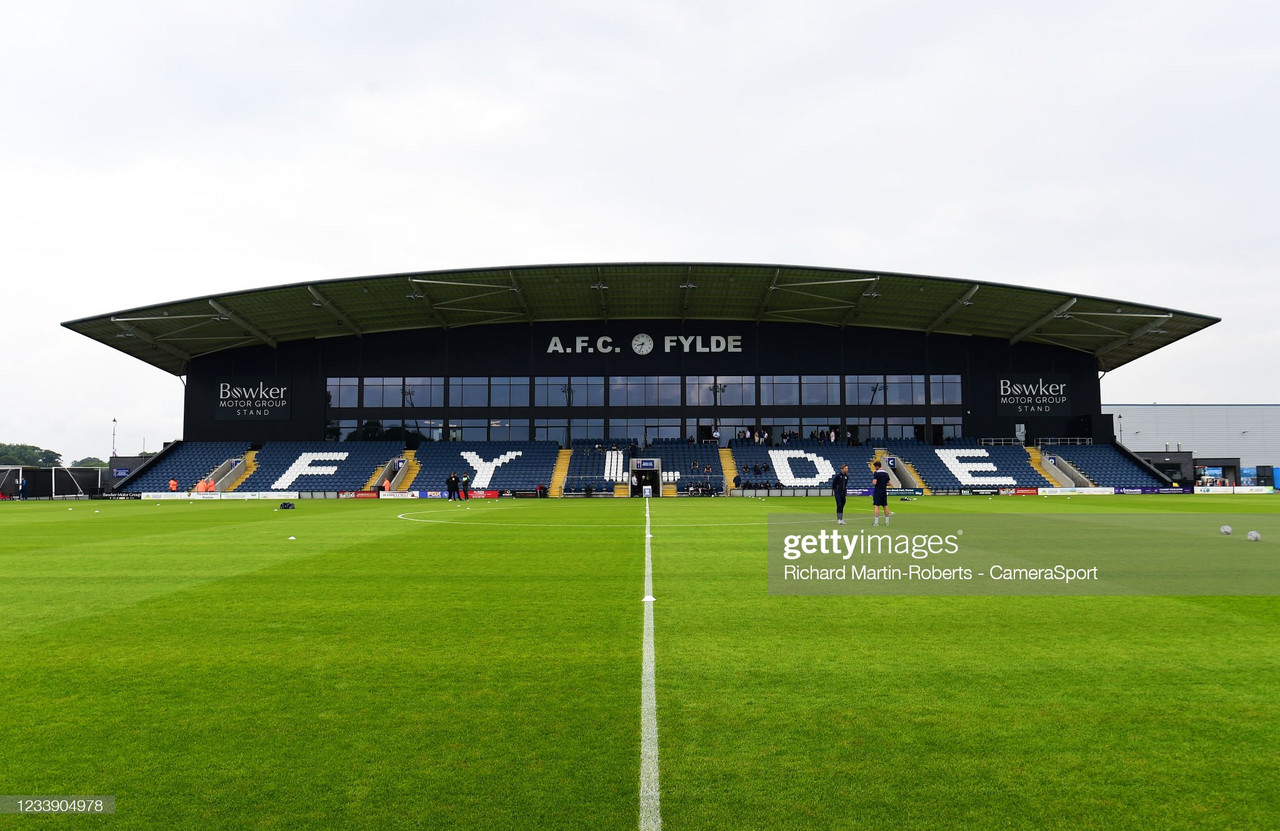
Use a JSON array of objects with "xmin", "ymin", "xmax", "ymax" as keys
[{"xmin": 631, "ymin": 333, "xmax": 655, "ymax": 355}]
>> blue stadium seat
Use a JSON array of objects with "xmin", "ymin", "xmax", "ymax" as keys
[
  {"xmin": 1041, "ymin": 444, "xmax": 1166, "ymax": 488},
  {"xmin": 122, "ymin": 441, "xmax": 252, "ymax": 492},
  {"xmin": 237, "ymin": 441, "xmax": 403, "ymax": 492}
]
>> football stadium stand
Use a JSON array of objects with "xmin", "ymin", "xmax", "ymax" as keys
[
  {"xmin": 1041, "ymin": 443, "xmax": 1167, "ymax": 489},
  {"xmin": 643, "ymin": 438, "xmax": 724, "ymax": 494},
  {"xmin": 235, "ymin": 442, "xmax": 404, "ymax": 492},
  {"xmin": 880, "ymin": 438, "xmax": 1051, "ymax": 491},
  {"xmin": 122, "ymin": 441, "xmax": 251, "ymax": 492},
  {"xmin": 115, "ymin": 436, "xmax": 1170, "ymax": 496},
  {"xmin": 412, "ymin": 441, "xmax": 560, "ymax": 493},
  {"xmin": 728, "ymin": 439, "xmax": 876, "ymax": 489},
  {"xmin": 562, "ymin": 439, "xmax": 620, "ymax": 495}
]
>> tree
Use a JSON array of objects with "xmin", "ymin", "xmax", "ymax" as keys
[
  {"xmin": 72, "ymin": 457, "xmax": 108, "ymax": 468},
  {"xmin": 0, "ymin": 443, "xmax": 62, "ymax": 466}
]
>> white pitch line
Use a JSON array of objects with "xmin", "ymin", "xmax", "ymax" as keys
[{"xmin": 640, "ymin": 498, "xmax": 661, "ymax": 831}]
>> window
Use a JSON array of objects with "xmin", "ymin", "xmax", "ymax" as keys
[
  {"xmin": 449, "ymin": 377, "xmax": 489, "ymax": 407},
  {"xmin": 801, "ymin": 375, "xmax": 841, "ymax": 406},
  {"xmin": 760, "ymin": 376, "xmax": 799, "ymax": 406},
  {"xmin": 362, "ymin": 377, "xmax": 398, "ymax": 408},
  {"xmin": 849, "ymin": 416, "xmax": 886, "ymax": 442},
  {"xmin": 886, "ymin": 416, "xmax": 926, "ymax": 439},
  {"xmin": 608, "ymin": 376, "xmax": 681, "ymax": 407},
  {"xmin": 449, "ymin": 419, "xmax": 489, "ymax": 441},
  {"xmin": 325, "ymin": 419, "xmax": 360, "ymax": 441},
  {"xmin": 686, "ymin": 376, "xmax": 715, "ymax": 407},
  {"xmin": 929, "ymin": 374, "xmax": 962, "ymax": 406},
  {"xmin": 570, "ymin": 418, "xmax": 604, "ymax": 442},
  {"xmin": 535, "ymin": 418, "xmax": 604, "ymax": 445},
  {"xmin": 801, "ymin": 419, "xmax": 842, "ymax": 441},
  {"xmin": 759, "ymin": 417, "xmax": 799, "ymax": 444},
  {"xmin": 404, "ymin": 377, "xmax": 445, "ymax": 408},
  {"xmin": 487, "ymin": 418, "xmax": 530, "ymax": 441},
  {"xmin": 355, "ymin": 377, "xmax": 445, "ymax": 409},
  {"xmin": 846, "ymin": 375, "xmax": 885, "ymax": 406},
  {"xmin": 534, "ymin": 377, "xmax": 603, "ymax": 407},
  {"xmin": 405, "ymin": 419, "xmax": 442, "ymax": 444},
  {"xmin": 885, "ymin": 374, "xmax": 926, "ymax": 406},
  {"xmin": 684, "ymin": 375, "xmax": 755, "ymax": 407},
  {"xmin": 489, "ymin": 377, "xmax": 530, "ymax": 408},
  {"xmin": 931, "ymin": 416, "xmax": 963, "ymax": 441},
  {"xmin": 326, "ymin": 378, "xmax": 359, "ymax": 409}
]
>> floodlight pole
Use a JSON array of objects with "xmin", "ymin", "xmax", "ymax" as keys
[
  {"xmin": 112, "ymin": 418, "xmax": 117, "ymax": 458},
  {"xmin": 710, "ymin": 383, "xmax": 727, "ymax": 435}
]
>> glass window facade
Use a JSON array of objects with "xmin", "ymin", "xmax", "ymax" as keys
[
  {"xmin": 846, "ymin": 375, "xmax": 884, "ymax": 406},
  {"xmin": 489, "ymin": 377, "xmax": 530, "ymax": 408},
  {"xmin": 449, "ymin": 377, "xmax": 489, "ymax": 407},
  {"xmin": 323, "ymin": 370, "xmax": 964, "ymax": 444},
  {"xmin": 931, "ymin": 416, "xmax": 963, "ymax": 441},
  {"xmin": 929, "ymin": 374, "xmax": 962, "ymax": 405},
  {"xmin": 801, "ymin": 375, "xmax": 841, "ymax": 406},
  {"xmin": 886, "ymin": 416, "xmax": 927, "ymax": 439},
  {"xmin": 686, "ymin": 375, "xmax": 756, "ymax": 407},
  {"xmin": 885, "ymin": 375, "xmax": 926, "ymax": 406},
  {"xmin": 326, "ymin": 377, "xmax": 360, "ymax": 408},
  {"xmin": 534, "ymin": 376, "xmax": 604, "ymax": 407},
  {"xmin": 760, "ymin": 376, "xmax": 799, "ymax": 406},
  {"xmin": 608, "ymin": 376, "xmax": 681, "ymax": 407}
]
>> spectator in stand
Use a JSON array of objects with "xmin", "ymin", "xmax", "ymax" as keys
[{"xmin": 169, "ymin": 477, "xmax": 179, "ymax": 492}]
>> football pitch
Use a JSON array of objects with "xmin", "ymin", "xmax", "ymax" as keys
[{"xmin": 2, "ymin": 495, "xmax": 1278, "ymax": 829}]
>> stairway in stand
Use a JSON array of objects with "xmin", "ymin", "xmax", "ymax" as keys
[{"xmin": 549, "ymin": 449, "xmax": 572, "ymax": 497}]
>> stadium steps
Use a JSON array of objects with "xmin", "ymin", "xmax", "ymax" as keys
[
  {"xmin": 872, "ymin": 449, "xmax": 903, "ymax": 488},
  {"xmin": 363, "ymin": 467, "xmax": 385, "ymax": 491},
  {"xmin": 614, "ymin": 483, "xmax": 629, "ymax": 498},
  {"xmin": 225, "ymin": 450, "xmax": 258, "ymax": 492},
  {"xmin": 397, "ymin": 451, "xmax": 420, "ymax": 491},
  {"xmin": 718, "ymin": 447, "xmax": 737, "ymax": 491},
  {"xmin": 662, "ymin": 483, "xmax": 678, "ymax": 497},
  {"xmin": 549, "ymin": 449, "xmax": 572, "ymax": 497},
  {"xmin": 901, "ymin": 460, "xmax": 932, "ymax": 495},
  {"xmin": 1026, "ymin": 447, "xmax": 1068, "ymax": 487}
]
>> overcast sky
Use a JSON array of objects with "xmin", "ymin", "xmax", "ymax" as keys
[{"xmin": 3, "ymin": 1, "xmax": 1277, "ymax": 463}]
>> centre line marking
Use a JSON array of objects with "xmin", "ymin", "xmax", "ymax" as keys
[{"xmin": 640, "ymin": 498, "xmax": 661, "ymax": 830}]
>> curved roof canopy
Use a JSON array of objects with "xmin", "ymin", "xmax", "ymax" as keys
[{"xmin": 63, "ymin": 262, "xmax": 1219, "ymax": 376}]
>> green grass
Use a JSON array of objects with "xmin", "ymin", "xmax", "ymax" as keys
[{"xmin": 1, "ymin": 495, "xmax": 1278, "ymax": 829}]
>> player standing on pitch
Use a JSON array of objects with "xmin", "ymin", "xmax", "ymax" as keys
[
  {"xmin": 833, "ymin": 463, "xmax": 849, "ymax": 525},
  {"xmin": 872, "ymin": 460, "xmax": 890, "ymax": 526}
]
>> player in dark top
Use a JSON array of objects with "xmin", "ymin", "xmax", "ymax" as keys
[
  {"xmin": 872, "ymin": 460, "xmax": 891, "ymax": 526},
  {"xmin": 832, "ymin": 463, "xmax": 849, "ymax": 525}
]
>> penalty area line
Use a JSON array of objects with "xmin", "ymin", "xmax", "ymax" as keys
[{"xmin": 640, "ymin": 497, "xmax": 661, "ymax": 830}]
